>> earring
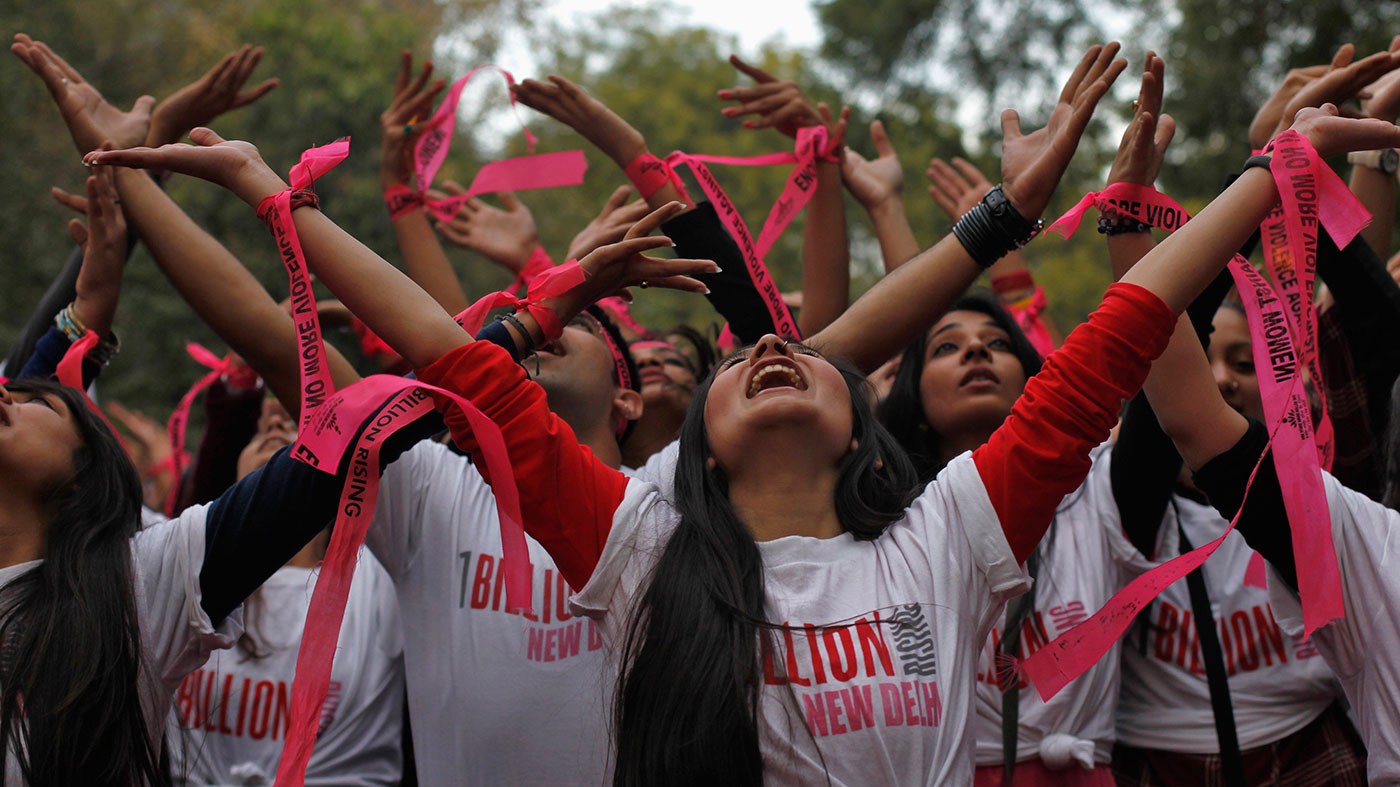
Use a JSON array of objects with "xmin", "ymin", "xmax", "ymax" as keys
[{"xmin": 706, "ymin": 456, "xmax": 717, "ymax": 471}]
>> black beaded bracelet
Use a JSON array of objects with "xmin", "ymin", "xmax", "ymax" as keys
[
  {"xmin": 1097, "ymin": 215, "xmax": 1151, "ymax": 235},
  {"xmin": 500, "ymin": 312, "xmax": 537, "ymax": 357},
  {"xmin": 952, "ymin": 185, "xmax": 1044, "ymax": 269}
]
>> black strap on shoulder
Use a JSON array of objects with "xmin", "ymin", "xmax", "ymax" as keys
[
  {"xmin": 1177, "ymin": 515, "xmax": 1245, "ymax": 784},
  {"xmin": 1001, "ymin": 548, "xmax": 1041, "ymax": 781}
]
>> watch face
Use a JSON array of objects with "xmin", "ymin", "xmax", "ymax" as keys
[{"xmin": 1382, "ymin": 148, "xmax": 1399, "ymax": 175}]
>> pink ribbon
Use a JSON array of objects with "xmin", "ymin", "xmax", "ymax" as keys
[
  {"xmin": 262, "ymin": 141, "xmax": 543, "ymax": 785},
  {"xmin": 597, "ymin": 296, "xmax": 651, "ymax": 337},
  {"xmin": 504, "ymin": 245, "xmax": 557, "ymax": 297},
  {"xmin": 1046, "ymin": 181, "xmax": 1190, "ymax": 238},
  {"xmin": 54, "ymin": 331, "xmax": 130, "ymax": 458},
  {"xmin": 451, "ymin": 259, "xmax": 587, "ymax": 340},
  {"xmin": 1244, "ymin": 551, "xmax": 1269, "ymax": 590},
  {"xmin": 1007, "ymin": 287, "xmax": 1055, "ymax": 358},
  {"xmin": 402, "ymin": 65, "xmax": 586, "ymax": 222},
  {"xmin": 663, "ymin": 125, "xmax": 836, "ymax": 340},
  {"xmin": 1019, "ymin": 160, "xmax": 1355, "ymax": 698},
  {"xmin": 162, "ymin": 343, "xmax": 236, "ymax": 515}
]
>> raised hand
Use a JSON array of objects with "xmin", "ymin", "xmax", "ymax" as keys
[
  {"xmin": 381, "ymin": 50, "xmax": 446, "ymax": 189},
  {"xmin": 999, "ymin": 42, "xmax": 1126, "ymax": 219},
  {"xmin": 148, "ymin": 44, "xmax": 280, "ymax": 147},
  {"xmin": 1363, "ymin": 42, "xmax": 1400, "ymax": 123},
  {"xmin": 566, "ymin": 185, "xmax": 650, "ymax": 261},
  {"xmin": 70, "ymin": 160, "xmax": 128, "ymax": 338},
  {"xmin": 1107, "ymin": 52, "xmax": 1174, "ymax": 187},
  {"xmin": 1289, "ymin": 103, "xmax": 1400, "ymax": 159},
  {"xmin": 11, "ymin": 34, "xmax": 153, "ymax": 153},
  {"xmin": 84, "ymin": 127, "xmax": 288, "ymax": 207},
  {"xmin": 719, "ymin": 55, "xmax": 824, "ymax": 137},
  {"xmin": 926, "ymin": 157, "xmax": 993, "ymax": 220},
  {"xmin": 1262, "ymin": 42, "xmax": 1400, "ymax": 143},
  {"xmin": 512, "ymin": 75, "xmax": 646, "ymax": 166},
  {"xmin": 430, "ymin": 183, "xmax": 539, "ymax": 273},
  {"xmin": 546, "ymin": 203, "xmax": 719, "ymax": 321},
  {"xmin": 841, "ymin": 120, "xmax": 905, "ymax": 210}
]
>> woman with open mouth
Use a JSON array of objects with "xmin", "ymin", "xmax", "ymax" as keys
[{"xmin": 89, "ymin": 31, "xmax": 1400, "ymax": 782}]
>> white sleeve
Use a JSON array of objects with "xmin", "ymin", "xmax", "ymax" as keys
[
  {"xmin": 570, "ymin": 479, "xmax": 679, "ymax": 638},
  {"xmin": 630, "ymin": 440, "xmax": 679, "ymax": 500},
  {"xmin": 1268, "ymin": 472, "xmax": 1400, "ymax": 679},
  {"xmin": 131, "ymin": 506, "xmax": 243, "ymax": 688},
  {"xmin": 365, "ymin": 441, "xmax": 442, "ymax": 579}
]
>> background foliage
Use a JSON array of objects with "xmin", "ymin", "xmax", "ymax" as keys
[{"xmin": 2, "ymin": 0, "xmax": 1398, "ymax": 420}]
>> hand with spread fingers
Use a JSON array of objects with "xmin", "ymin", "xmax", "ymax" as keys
[
  {"xmin": 719, "ymin": 55, "xmax": 825, "ymax": 137},
  {"xmin": 1107, "ymin": 51, "xmax": 1175, "ymax": 187},
  {"xmin": 926, "ymin": 156, "xmax": 994, "ymax": 220},
  {"xmin": 381, "ymin": 50, "xmax": 446, "ymax": 190},
  {"xmin": 148, "ymin": 44, "xmax": 280, "ymax": 147},
  {"xmin": 842, "ymin": 120, "xmax": 905, "ymax": 211},
  {"xmin": 566, "ymin": 185, "xmax": 651, "ymax": 262},
  {"xmin": 544, "ymin": 202, "xmax": 720, "ymax": 322},
  {"xmin": 999, "ymin": 42, "xmax": 1127, "ymax": 219},
  {"xmin": 70, "ymin": 160, "xmax": 128, "ymax": 339},
  {"xmin": 11, "ymin": 33, "xmax": 154, "ymax": 153},
  {"xmin": 512, "ymin": 75, "xmax": 647, "ymax": 167},
  {"xmin": 430, "ymin": 183, "xmax": 539, "ymax": 273}
]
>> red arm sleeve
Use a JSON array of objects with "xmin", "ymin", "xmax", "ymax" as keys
[
  {"xmin": 415, "ymin": 341, "xmax": 628, "ymax": 590},
  {"xmin": 973, "ymin": 282, "xmax": 1175, "ymax": 563}
]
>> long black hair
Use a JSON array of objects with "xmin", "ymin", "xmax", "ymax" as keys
[
  {"xmin": 0, "ymin": 379, "xmax": 165, "ymax": 786},
  {"xmin": 611, "ymin": 348, "xmax": 919, "ymax": 785},
  {"xmin": 881, "ymin": 293, "xmax": 1043, "ymax": 481}
]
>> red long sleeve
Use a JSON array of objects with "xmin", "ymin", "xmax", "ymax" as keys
[
  {"xmin": 415, "ymin": 341, "xmax": 629, "ymax": 590},
  {"xmin": 973, "ymin": 282, "xmax": 1175, "ymax": 563}
]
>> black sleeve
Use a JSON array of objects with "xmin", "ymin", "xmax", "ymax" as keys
[
  {"xmin": 3, "ymin": 246, "xmax": 82, "ymax": 376},
  {"xmin": 198, "ymin": 402, "xmax": 443, "ymax": 625},
  {"xmin": 1191, "ymin": 418, "xmax": 1297, "ymax": 591},
  {"xmin": 177, "ymin": 378, "xmax": 265, "ymax": 511},
  {"xmin": 662, "ymin": 202, "xmax": 776, "ymax": 344},
  {"xmin": 1110, "ymin": 269, "xmax": 1233, "ymax": 558},
  {"xmin": 1317, "ymin": 230, "xmax": 1400, "ymax": 438},
  {"xmin": 16, "ymin": 326, "xmax": 105, "ymax": 387}
]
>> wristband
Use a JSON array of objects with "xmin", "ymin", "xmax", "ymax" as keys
[
  {"xmin": 952, "ymin": 185, "xmax": 1043, "ymax": 269},
  {"xmin": 1241, "ymin": 153, "xmax": 1272, "ymax": 174},
  {"xmin": 384, "ymin": 184, "xmax": 424, "ymax": 220},
  {"xmin": 499, "ymin": 312, "xmax": 537, "ymax": 359},
  {"xmin": 289, "ymin": 189, "xmax": 320, "ymax": 212},
  {"xmin": 991, "ymin": 269, "xmax": 1035, "ymax": 295},
  {"xmin": 625, "ymin": 152, "xmax": 687, "ymax": 201}
]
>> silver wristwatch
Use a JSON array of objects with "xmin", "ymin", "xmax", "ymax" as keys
[{"xmin": 1348, "ymin": 148, "xmax": 1399, "ymax": 175}]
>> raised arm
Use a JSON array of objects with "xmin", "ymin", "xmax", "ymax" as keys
[
  {"xmin": 1348, "ymin": 62, "xmax": 1400, "ymax": 259},
  {"xmin": 379, "ymin": 52, "xmax": 466, "ymax": 313},
  {"xmin": 842, "ymin": 120, "xmax": 920, "ymax": 270},
  {"xmin": 809, "ymin": 43, "xmax": 1127, "ymax": 372}
]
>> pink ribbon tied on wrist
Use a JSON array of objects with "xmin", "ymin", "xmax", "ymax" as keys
[{"xmin": 396, "ymin": 65, "xmax": 587, "ymax": 223}]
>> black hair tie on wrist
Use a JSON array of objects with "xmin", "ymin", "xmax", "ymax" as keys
[{"xmin": 952, "ymin": 185, "xmax": 1045, "ymax": 269}]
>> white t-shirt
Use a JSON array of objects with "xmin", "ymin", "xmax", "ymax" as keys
[
  {"xmin": 574, "ymin": 452, "xmax": 1028, "ymax": 786},
  {"xmin": 1267, "ymin": 471, "xmax": 1400, "ymax": 784},
  {"xmin": 168, "ymin": 549, "xmax": 404, "ymax": 786},
  {"xmin": 1116, "ymin": 492, "xmax": 1342, "ymax": 752},
  {"xmin": 368, "ymin": 440, "xmax": 614, "ymax": 786},
  {"xmin": 972, "ymin": 448, "xmax": 1153, "ymax": 768},
  {"xmin": 0, "ymin": 505, "xmax": 242, "ymax": 784}
]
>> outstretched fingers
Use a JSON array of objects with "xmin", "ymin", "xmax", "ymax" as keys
[
  {"xmin": 729, "ymin": 54, "xmax": 778, "ymax": 84},
  {"xmin": 624, "ymin": 201, "xmax": 687, "ymax": 239}
]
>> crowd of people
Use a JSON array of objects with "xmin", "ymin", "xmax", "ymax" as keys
[{"xmin": 5, "ymin": 25, "xmax": 1400, "ymax": 787}]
